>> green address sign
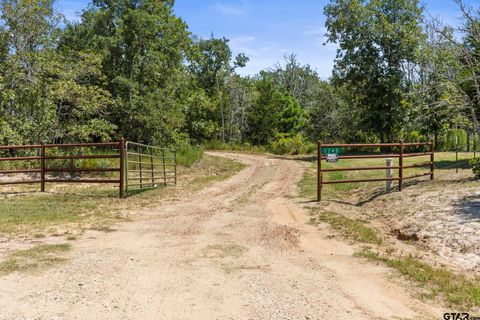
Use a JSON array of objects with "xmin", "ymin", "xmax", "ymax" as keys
[{"xmin": 321, "ymin": 147, "xmax": 343, "ymax": 155}]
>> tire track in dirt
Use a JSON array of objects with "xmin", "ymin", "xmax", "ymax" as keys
[{"xmin": 0, "ymin": 152, "xmax": 441, "ymax": 319}]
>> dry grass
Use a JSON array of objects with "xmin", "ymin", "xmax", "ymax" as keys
[
  {"xmin": 309, "ymin": 210, "xmax": 383, "ymax": 245},
  {"xmin": 356, "ymin": 249, "xmax": 480, "ymax": 309},
  {"xmin": 298, "ymin": 152, "xmax": 480, "ymax": 309},
  {"xmin": 0, "ymin": 244, "xmax": 71, "ymax": 274},
  {"xmin": 0, "ymin": 154, "xmax": 245, "ymax": 238}
]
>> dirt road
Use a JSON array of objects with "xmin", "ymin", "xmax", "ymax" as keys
[{"xmin": 0, "ymin": 153, "xmax": 441, "ymax": 319}]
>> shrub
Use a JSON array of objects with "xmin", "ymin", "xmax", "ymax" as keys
[
  {"xmin": 203, "ymin": 140, "xmax": 268, "ymax": 153},
  {"xmin": 270, "ymin": 133, "xmax": 314, "ymax": 155},
  {"xmin": 470, "ymin": 158, "xmax": 480, "ymax": 179},
  {"xmin": 176, "ymin": 144, "xmax": 203, "ymax": 167}
]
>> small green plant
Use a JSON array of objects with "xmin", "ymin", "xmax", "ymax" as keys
[
  {"xmin": 270, "ymin": 133, "xmax": 315, "ymax": 155},
  {"xmin": 470, "ymin": 158, "xmax": 480, "ymax": 179},
  {"xmin": 315, "ymin": 211, "xmax": 383, "ymax": 245}
]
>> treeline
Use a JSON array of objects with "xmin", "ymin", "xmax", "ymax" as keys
[{"xmin": 1, "ymin": 0, "xmax": 480, "ymax": 154}]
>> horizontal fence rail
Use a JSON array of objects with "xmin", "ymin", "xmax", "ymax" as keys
[
  {"xmin": 0, "ymin": 139, "xmax": 178, "ymax": 198},
  {"xmin": 125, "ymin": 141, "xmax": 177, "ymax": 195},
  {"xmin": 317, "ymin": 142, "xmax": 435, "ymax": 201},
  {"xmin": 0, "ymin": 139, "xmax": 125, "ymax": 198}
]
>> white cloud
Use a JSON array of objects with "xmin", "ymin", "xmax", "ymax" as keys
[
  {"xmin": 303, "ymin": 25, "xmax": 338, "ymax": 52},
  {"xmin": 303, "ymin": 26, "xmax": 326, "ymax": 37},
  {"xmin": 212, "ymin": 2, "xmax": 248, "ymax": 16}
]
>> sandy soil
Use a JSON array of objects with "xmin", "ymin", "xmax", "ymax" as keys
[
  {"xmin": 322, "ymin": 170, "xmax": 480, "ymax": 273},
  {"xmin": 0, "ymin": 152, "xmax": 442, "ymax": 319}
]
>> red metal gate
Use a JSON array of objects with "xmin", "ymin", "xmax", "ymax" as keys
[
  {"xmin": 0, "ymin": 139, "xmax": 126, "ymax": 198},
  {"xmin": 317, "ymin": 142, "xmax": 435, "ymax": 201}
]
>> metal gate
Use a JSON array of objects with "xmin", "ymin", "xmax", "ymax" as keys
[
  {"xmin": 125, "ymin": 141, "xmax": 177, "ymax": 195},
  {"xmin": 317, "ymin": 142, "xmax": 435, "ymax": 201},
  {"xmin": 0, "ymin": 140, "xmax": 126, "ymax": 198}
]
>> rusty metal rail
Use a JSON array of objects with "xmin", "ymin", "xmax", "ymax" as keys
[
  {"xmin": 317, "ymin": 142, "xmax": 435, "ymax": 201},
  {"xmin": 0, "ymin": 139, "xmax": 126, "ymax": 198},
  {"xmin": 0, "ymin": 139, "xmax": 178, "ymax": 198},
  {"xmin": 125, "ymin": 141, "xmax": 176, "ymax": 195}
]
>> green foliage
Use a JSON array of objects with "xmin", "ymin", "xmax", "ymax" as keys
[
  {"xmin": 246, "ymin": 79, "xmax": 281, "ymax": 145},
  {"xmin": 203, "ymin": 140, "xmax": 268, "ymax": 153},
  {"xmin": 437, "ymin": 129, "xmax": 468, "ymax": 151},
  {"xmin": 278, "ymin": 94, "xmax": 306, "ymax": 135},
  {"xmin": 0, "ymin": 0, "xmax": 478, "ymax": 159},
  {"xmin": 270, "ymin": 133, "xmax": 314, "ymax": 155},
  {"xmin": 182, "ymin": 89, "xmax": 219, "ymax": 143},
  {"xmin": 176, "ymin": 144, "xmax": 204, "ymax": 167},
  {"xmin": 0, "ymin": 0, "xmax": 115, "ymax": 145},
  {"xmin": 325, "ymin": 0, "xmax": 424, "ymax": 142},
  {"xmin": 314, "ymin": 211, "xmax": 383, "ymax": 245},
  {"xmin": 469, "ymin": 158, "xmax": 480, "ymax": 179},
  {"xmin": 61, "ymin": 0, "xmax": 191, "ymax": 146}
]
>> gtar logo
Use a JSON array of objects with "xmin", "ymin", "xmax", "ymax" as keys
[{"xmin": 444, "ymin": 313, "xmax": 470, "ymax": 320}]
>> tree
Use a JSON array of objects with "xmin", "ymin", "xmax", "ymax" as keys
[
  {"xmin": 411, "ymin": 25, "xmax": 465, "ymax": 144},
  {"xmin": 0, "ymin": 0, "xmax": 115, "ymax": 144},
  {"xmin": 325, "ymin": 0, "xmax": 424, "ymax": 143},
  {"xmin": 61, "ymin": 0, "xmax": 191, "ymax": 145},
  {"xmin": 261, "ymin": 54, "xmax": 321, "ymax": 111},
  {"xmin": 189, "ymin": 36, "xmax": 249, "ymax": 142},
  {"xmin": 278, "ymin": 94, "xmax": 306, "ymax": 135},
  {"xmin": 246, "ymin": 79, "xmax": 281, "ymax": 145}
]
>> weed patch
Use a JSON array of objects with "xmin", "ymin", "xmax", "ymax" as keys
[
  {"xmin": 313, "ymin": 211, "xmax": 383, "ymax": 245},
  {"xmin": 0, "ymin": 244, "xmax": 71, "ymax": 274},
  {"xmin": 356, "ymin": 249, "xmax": 480, "ymax": 308}
]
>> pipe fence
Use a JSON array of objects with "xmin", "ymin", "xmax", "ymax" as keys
[{"xmin": 317, "ymin": 142, "xmax": 434, "ymax": 201}]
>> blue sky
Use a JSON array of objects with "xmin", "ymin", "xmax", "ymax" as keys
[{"xmin": 55, "ymin": 0, "xmax": 475, "ymax": 78}]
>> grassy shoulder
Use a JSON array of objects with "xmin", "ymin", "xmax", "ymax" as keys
[
  {"xmin": 356, "ymin": 249, "xmax": 480, "ymax": 309},
  {"xmin": 297, "ymin": 152, "xmax": 480, "ymax": 310},
  {"xmin": 0, "ymin": 153, "xmax": 245, "ymax": 238},
  {"xmin": 0, "ymin": 244, "xmax": 71, "ymax": 275},
  {"xmin": 309, "ymin": 210, "xmax": 383, "ymax": 245}
]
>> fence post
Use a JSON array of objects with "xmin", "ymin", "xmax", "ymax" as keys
[
  {"xmin": 150, "ymin": 147, "xmax": 155, "ymax": 187},
  {"xmin": 138, "ymin": 145, "xmax": 143, "ymax": 189},
  {"xmin": 162, "ymin": 149, "xmax": 167, "ymax": 186},
  {"xmin": 317, "ymin": 141, "xmax": 322, "ymax": 202},
  {"xmin": 40, "ymin": 143, "xmax": 46, "ymax": 192},
  {"xmin": 398, "ymin": 141, "xmax": 404, "ymax": 192},
  {"xmin": 386, "ymin": 158, "xmax": 393, "ymax": 190},
  {"xmin": 430, "ymin": 141, "xmax": 435, "ymax": 180},
  {"xmin": 119, "ymin": 138, "xmax": 125, "ymax": 198},
  {"xmin": 174, "ymin": 150, "xmax": 177, "ymax": 186},
  {"xmin": 456, "ymin": 136, "xmax": 459, "ymax": 174}
]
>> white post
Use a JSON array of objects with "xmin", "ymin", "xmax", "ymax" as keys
[{"xmin": 386, "ymin": 158, "xmax": 393, "ymax": 190}]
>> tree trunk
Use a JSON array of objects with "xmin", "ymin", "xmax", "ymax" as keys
[{"xmin": 216, "ymin": 75, "xmax": 225, "ymax": 143}]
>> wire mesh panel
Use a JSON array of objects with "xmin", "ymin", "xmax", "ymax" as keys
[{"xmin": 125, "ymin": 141, "xmax": 176, "ymax": 195}]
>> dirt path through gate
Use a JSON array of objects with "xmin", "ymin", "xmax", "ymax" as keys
[{"xmin": 0, "ymin": 152, "xmax": 441, "ymax": 319}]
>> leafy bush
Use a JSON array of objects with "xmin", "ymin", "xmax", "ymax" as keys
[
  {"xmin": 470, "ymin": 158, "xmax": 480, "ymax": 179},
  {"xmin": 270, "ymin": 134, "xmax": 314, "ymax": 155},
  {"xmin": 203, "ymin": 140, "xmax": 268, "ymax": 153},
  {"xmin": 437, "ymin": 129, "xmax": 468, "ymax": 151},
  {"xmin": 176, "ymin": 144, "xmax": 203, "ymax": 167}
]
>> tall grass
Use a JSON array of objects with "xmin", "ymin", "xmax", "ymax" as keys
[
  {"xmin": 176, "ymin": 144, "xmax": 203, "ymax": 167},
  {"xmin": 203, "ymin": 140, "xmax": 269, "ymax": 153}
]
